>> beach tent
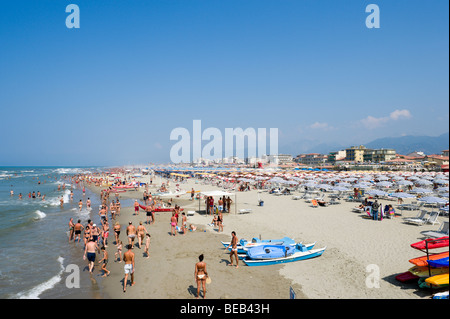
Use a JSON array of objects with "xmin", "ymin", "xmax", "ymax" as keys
[{"xmin": 199, "ymin": 190, "xmax": 237, "ymax": 214}]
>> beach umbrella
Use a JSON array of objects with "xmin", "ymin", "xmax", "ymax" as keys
[
  {"xmin": 389, "ymin": 192, "xmax": 416, "ymax": 199},
  {"xmin": 366, "ymin": 189, "xmax": 388, "ymax": 196},
  {"xmin": 409, "ymin": 188, "xmax": 433, "ymax": 194},
  {"xmin": 396, "ymin": 180, "xmax": 413, "ymax": 186},
  {"xmin": 433, "ymin": 179, "xmax": 449, "ymax": 185},
  {"xmin": 332, "ymin": 186, "xmax": 350, "ymax": 192},
  {"xmin": 375, "ymin": 181, "xmax": 393, "ymax": 187},
  {"xmin": 418, "ymin": 196, "xmax": 448, "ymax": 204},
  {"xmin": 415, "ymin": 179, "xmax": 433, "ymax": 186}
]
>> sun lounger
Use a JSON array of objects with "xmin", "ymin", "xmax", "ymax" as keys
[
  {"xmin": 238, "ymin": 209, "xmax": 252, "ymax": 214},
  {"xmin": 422, "ymin": 221, "xmax": 449, "ymax": 238},
  {"xmin": 311, "ymin": 199, "xmax": 319, "ymax": 208},
  {"xmin": 425, "ymin": 211, "xmax": 441, "ymax": 225},
  {"xmin": 404, "ymin": 210, "xmax": 429, "ymax": 226}
]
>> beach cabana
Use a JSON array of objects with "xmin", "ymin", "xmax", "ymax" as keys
[{"xmin": 199, "ymin": 190, "xmax": 237, "ymax": 214}]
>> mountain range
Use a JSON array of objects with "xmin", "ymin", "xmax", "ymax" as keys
[{"xmin": 282, "ymin": 132, "xmax": 449, "ymax": 156}]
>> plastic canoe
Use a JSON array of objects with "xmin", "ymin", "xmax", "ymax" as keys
[
  {"xmin": 242, "ymin": 246, "xmax": 326, "ymax": 267},
  {"xmin": 427, "ymin": 257, "xmax": 449, "ymax": 268},
  {"xmin": 395, "ymin": 271, "xmax": 420, "ymax": 283},
  {"xmin": 410, "ymin": 236, "xmax": 449, "ymax": 251},
  {"xmin": 425, "ymin": 273, "xmax": 449, "ymax": 286},
  {"xmin": 409, "ymin": 251, "xmax": 449, "ymax": 267},
  {"xmin": 408, "ymin": 266, "xmax": 449, "ymax": 278}
]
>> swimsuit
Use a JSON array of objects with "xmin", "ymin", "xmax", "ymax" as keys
[
  {"xmin": 124, "ymin": 264, "xmax": 133, "ymax": 274},
  {"xmin": 87, "ymin": 252, "xmax": 96, "ymax": 262}
]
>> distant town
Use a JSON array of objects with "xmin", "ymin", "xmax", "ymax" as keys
[{"xmin": 188, "ymin": 146, "xmax": 449, "ymax": 172}]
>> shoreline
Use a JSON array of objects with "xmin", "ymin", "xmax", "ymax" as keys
[{"xmin": 77, "ymin": 173, "xmax": 447, "ymax": 299}]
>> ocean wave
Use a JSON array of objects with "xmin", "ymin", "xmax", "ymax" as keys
[
  {"xmin": 14, "ymin": 257, "xmax": 65, "ymax": 299},
  {"xmin": 34, "ymin": 210, "xmax": 47, "ymax": 220}
]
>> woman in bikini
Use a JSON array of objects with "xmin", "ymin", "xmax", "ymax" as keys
[
  {"xmin": 170, "ymin": 212, "xmax": 177, "ymax": 236},
  {"xmin": 194, "ymin": 254, "xmax": 208, "ymax": 299},
  {"xmin": 114, "ymin": 221, "xmax": 121, "ymax": 245}
]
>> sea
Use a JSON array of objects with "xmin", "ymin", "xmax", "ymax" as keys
[{"xmin": 0, "ymin": 166, "xmax": 134, "ymax": 299}]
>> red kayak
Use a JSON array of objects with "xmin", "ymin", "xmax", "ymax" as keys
[
  {"xmin": 138, "ymin": 204, "xmax": 183, "ymax": 212},
  {"xmin": 395, "ymin": 271, "xmax": 420, "ymax": 283},
  {"xmin": 410, "ymin": 236, "xmax": 449, "ymax": 251}
]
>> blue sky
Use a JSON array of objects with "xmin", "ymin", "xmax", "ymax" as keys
[{"xmin": 0, "ymin": 0, "xmax": 448, "ymax": 166}]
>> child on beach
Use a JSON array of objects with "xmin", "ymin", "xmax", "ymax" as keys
[
  {"xmin": 115, "ymin": 240, "xmax": 123, "ymax": 262},
  {"xmin": 144, "ymin": 234, "xmax": 151, "ymax": 258},
  {"xmin": 98, "ymin": 246, "xmax": 110, "ymax": 277}
]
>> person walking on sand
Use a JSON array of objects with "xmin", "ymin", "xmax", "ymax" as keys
[
  {"xmin": 217, "ymin": 210, "xmax": 223, "ymax": 233},
  {"xmin": 194, "ymin": 254, "xmax": 208, "ymax": 299},
  {"xmin": 170, "ymin": 212, "xmax": 177, "ymax": 236},
  {"xmin": 126, "ymin": 221, "xmax": 137, "ymax": 247},
  {"xmin": 84, "ymin": 238, "xmax": 98, "ymax": 274},
  {"xmin": 226, "ymin": 231, "xmax": 239, "ymax": 268},
  {"xmin": 134, "ymin": 200, "xmax": 139, "ymax": 216},
  {"xmin": 113, "ymin": 221, "xmax": 121, "ymax": 245},
  {"xmin": 144, "ymin": 234, "xmax": 151, "ymax": 258},
  {"xmin": 115, "ymin": 240, "xmax": 123, "ymax": 262},
  {"xmin": 181, "ymin": 212, "xmax": 187, "ymax": 235},
  {"xmin": 137, "ymin": 221, "xmax": 148, "ymax": 249},
  {"xmin": 98, "ymin": 246, "xmax": 110, "ymax": 277},
  {"xmin": 123, "ymin": 244, "xmax": 135, "ymax": 293}
]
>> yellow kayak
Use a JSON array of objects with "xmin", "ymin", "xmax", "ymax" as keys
[
  {"xmin": 425, "ymin": 273, "xmax": 449, "ymax": 286},
  {"xmin": 408, "ymin": 266, "xmax": 449, "ymax": 278}
]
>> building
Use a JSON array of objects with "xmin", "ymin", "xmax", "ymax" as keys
[
  {"xmin": 345, "ymin": 146, "xmax": 366, "ymax": 163},
  {"xmin": 297, "ymin": 153, "xmax": 328, "ymax": 166},
  {"xmin": 364, "ymin": 148, "xmax": 396, "ymax": 163},
  {"xmin": 328, "ymin": 150, "xmax": 346, "ymax": 163}
]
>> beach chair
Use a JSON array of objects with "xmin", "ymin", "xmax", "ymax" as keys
[
  {"xmin": 364, "ymin": 207, "xmax": 373, "ymax": 219},
  {"xmin": 426, "ymin": 211, "xmax": 441, "ymax": 226},
  {"xmin": 422, "ymin": 221, "xmax": 449, "ymax": 238},
  {"xmin": 329, "ymin": 198, "xmax": 340, "ymax": 205},
  {"xmin": 404, "ymin": 210, "xmax": 429, "ymax": 226},
  {"xmin": 311, "ymin": 199, "xmax": 319, "ymax": 208}
]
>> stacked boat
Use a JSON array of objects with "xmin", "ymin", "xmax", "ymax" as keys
[
  {"xmin": 395, "ymin": 236, "xmax": 449, "ymax": 295},
  {"xmin": 221, "ymin": 236, "xmax": 326, "ymax": 266}
]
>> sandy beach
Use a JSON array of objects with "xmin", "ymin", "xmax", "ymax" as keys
[{"xmin": 82, "ymin": 173, "xmax": 448, "ymax": 300}]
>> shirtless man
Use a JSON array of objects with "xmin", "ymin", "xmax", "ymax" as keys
[
  {"xmin": 99, "ymin": 205, "xmax": 107, "ymax": 224},
  {"xmin": 126, "ymin": 221, "xmax": 137, "ymax": 247},
  {"xmin": 134, "ymin": 200, "xmax": 139, "ymax": 215},
  {"xmin": 145, "ymin": 204, "xmax": 153, "ymax": 225},
  {"xmin": 123, "ymin": 244, "xmax": 135, "ymax": 292},
  {"xmin": 73, "ymin": 219, "xmax": 84, "ymax": 243},
  {"xmin": 226, "ymin": 231, "xmax": 239, "ymax": 268},
  {"xmin": 84, "ymin": 238, "xmax": 98, "ymax": 274},
  {"xmin": 136, "ymin": 221, "xmax": 148, "ymax": 249},
  {"xmin": 78, "ymin": 200, "xmax": 83, "ymax": 210}
]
